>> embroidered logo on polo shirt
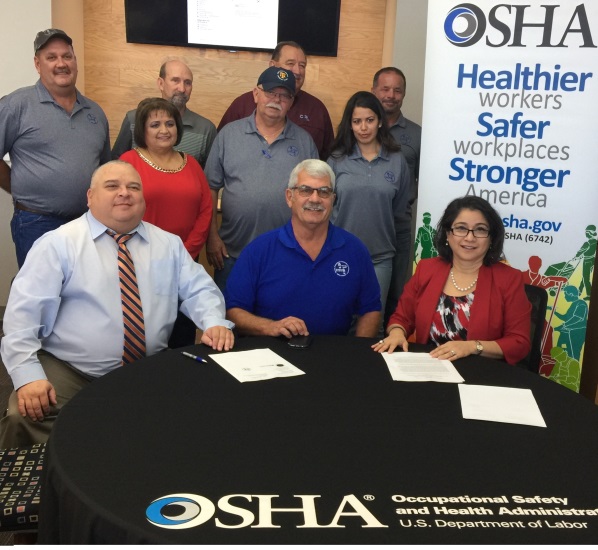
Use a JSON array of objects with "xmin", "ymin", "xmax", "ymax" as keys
[
  {"xmin": 398, "ymin": 133, "xmax": 411, "ymax": 145},
  {"xmin": 87, "ymin": 113, "xmax": 98, "ymax": 124},
  {"xmin": 287, "ymin": 145, "xmax": 299, "ymax": 157},
  {"xmin": 299, "ymin": 114, "xmax": 311, "ymax": 122},
  {"xmin": 384, "ymin": 171, "xmax": 396, "ymax": 183},
  {"xmin": 334, "ymin": 261, "xmax": 349, "ymax": 277}
]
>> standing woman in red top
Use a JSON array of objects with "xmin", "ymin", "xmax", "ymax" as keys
[
  {"xmin": 120, "ymin": 97, "xmax": 212, "ymax": 346},
  {"xmin": 373, "ymin": 196, "xmax": 530, "ymax": 365}
]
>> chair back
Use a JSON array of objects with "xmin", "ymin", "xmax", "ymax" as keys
[{"xmin": 518, "ymin": 284, "xmax": 548, "ymax": 373}]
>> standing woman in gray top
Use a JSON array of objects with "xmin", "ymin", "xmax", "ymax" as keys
[{"xmin": 327, "ymin": 92, "xmax": 410, "ymax": 332}]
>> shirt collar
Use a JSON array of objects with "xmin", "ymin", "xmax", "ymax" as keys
[
  {"xmin": 245, "ymin": 111, "xmax": 292, "ymax": 139},
  {"xmin": 86, "ymin": 211, "xmax": 147, "ymax": 242},
  {"xmin": 279, "ymin": 219, "xmax": 346, "ymax": 257},
  {"xmin": 347, "ymin": 143, "xmax": 390, "ymax": 162},
  {"xmin": 180, "ymin": 108, "xmax": 194, "ymax": 128},
  {"xmin": 35, "ymin": 79, "xmax": 87, "ymax": 109},
  {"xmin": 389, "ymin": 113, "xmax": 407, "ymax": 130}
]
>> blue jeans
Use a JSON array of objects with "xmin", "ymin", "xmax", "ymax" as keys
[
  {"xmin": 11, "ymin": 209, "xmax": 72, "ymax": 268},
  {"xmin": 213, "ymin": 255, "xmax": 237, "ymax": 294}
]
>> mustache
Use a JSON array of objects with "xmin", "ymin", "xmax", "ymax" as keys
[{"xmin": 266, "ymin": 102, "xmax": 283, "ymax": 111}]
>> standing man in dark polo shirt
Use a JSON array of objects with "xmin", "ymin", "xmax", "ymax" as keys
[
  {"xmin": 0, "ymin": 29, "xmax": 111, "ymax": 268},
  {"xmin": 371, "ymin": 66, "xmax": 422, "ymax": 323},
  {"xmin": 218, "ymin": 41, "xmax": 334, "ymax": 160},
  {"xmin": 111, "ymin": 59, "xmax": 216, "ymax": 168}
]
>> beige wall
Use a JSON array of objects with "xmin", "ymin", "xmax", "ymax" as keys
[
  {"xmin": 80, "ymin": 0, "xmax": 388, "ymax": 144},
  {"xmin": 393, "ymin": 0, "xmax": 428, "ymax": 126}
]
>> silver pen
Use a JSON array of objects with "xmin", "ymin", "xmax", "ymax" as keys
[{"xmin": 181, "ymin": 351, "xmax": 208, "ymax": 364}]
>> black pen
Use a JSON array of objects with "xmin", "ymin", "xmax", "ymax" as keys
[{"xmin": 181, "ymin": 351, "xmax": 208, "ymax": 364}]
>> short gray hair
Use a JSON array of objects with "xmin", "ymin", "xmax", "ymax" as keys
[{"xmin": 288, "ymin": 159, "xmax": 335, "ymax": 190}]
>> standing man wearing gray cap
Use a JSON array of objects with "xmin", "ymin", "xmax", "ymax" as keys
[
  {"xmin": 0, "ymin": 29, "xmax": 110, "ymax": 267},
  {"xmin": 205, "ymin": 66, "xmax": 319, "ymax": 291}
]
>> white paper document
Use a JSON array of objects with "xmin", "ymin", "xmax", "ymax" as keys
[
  {"xmin": 209, "ymin": 348, "xmax": 305, "ymax": 383},
  {"xmin": 187, "ymin": 0, "xmax": 278, "ymax": 49},
  {"xmin": 458, "ymin": 384, "xmax": 547, "ymax": 428},
  {"xmin": 381, "ymin": 352, "xmax": 464, "ymax": 383}
]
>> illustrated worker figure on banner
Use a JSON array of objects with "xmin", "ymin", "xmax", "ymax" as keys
[
  {"xmin": 548, "ymin": 346, "xmax": 581, "ymax": 392},
  {"xmin": 572, "ymin": 224, "xmax": 596, "ymax": 299},
  {"xmin": 413, "ymin": 212, "xmax": 437, "ymax": 264},
  {"xmin": 552, "ymin": 285, "xmax": 588, "ymax": 361}
]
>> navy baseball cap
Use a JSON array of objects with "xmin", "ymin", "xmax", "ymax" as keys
[
  {"xmin": 34, "ymin": 29, "xmax": 72, "ymax": 53},
  {"xmin": 257, "ymin": 66, "xmax": 296, "ymax": 95}
]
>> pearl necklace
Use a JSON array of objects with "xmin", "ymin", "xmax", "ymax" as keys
[{"xmin": 450, "ymin": 269, "xmax": 478, "ymax": 292}]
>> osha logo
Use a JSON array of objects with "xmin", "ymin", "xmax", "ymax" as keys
[
  {"xmin": 444, "ymin": 3, "xmax": 596, "ymax": 48},
  {"xmin": 146, "ymin": 493, "xmax": 387, "ymax": 530},
  {"xmin": 147, "ymin": 494, "xmax": 214, "ymax": 529}
]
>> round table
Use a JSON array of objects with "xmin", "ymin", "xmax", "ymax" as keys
[{"xmin": 38, "ymin": 336, "xmax": 598, "ymax": 544}]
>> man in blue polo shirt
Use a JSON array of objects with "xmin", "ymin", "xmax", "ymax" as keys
[{"xmin": 224, "ymin": 159, "xmax": 381, "ymax": 338}]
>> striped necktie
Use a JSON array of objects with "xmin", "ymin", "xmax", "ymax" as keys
[{"xmin": 107, "ymin": 231, "xmax": 146, "ymax": 365}]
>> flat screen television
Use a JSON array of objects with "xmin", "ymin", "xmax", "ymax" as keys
[{"xmin": 124, "ymin": 0, "xmax": 341, "ymax": 57}]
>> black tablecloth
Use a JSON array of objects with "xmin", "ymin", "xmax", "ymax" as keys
[{"xmin": 38, "ymin": 336, "xmax": 598, "ymax": 544}]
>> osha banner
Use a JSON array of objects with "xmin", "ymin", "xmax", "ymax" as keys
[{"xmin": 415, "ymin": 0, "xmax": 597, "ymax": 390}]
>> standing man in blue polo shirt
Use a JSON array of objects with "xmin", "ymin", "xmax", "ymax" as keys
[
  {"xmin": 205, "ymin": 66, "xmax": 319, "ymax": 292},
  {"xmin": 225, "ymin": 159, "xmax": 381, "ymax": 338},
  {"xmin": 0, "ymin": 29, "xmax": 111, "ymax": 267}
]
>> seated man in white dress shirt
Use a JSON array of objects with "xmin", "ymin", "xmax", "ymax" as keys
[{"xmin": 0, "ymin": 161, "xmax": 234, "ymax": 448}]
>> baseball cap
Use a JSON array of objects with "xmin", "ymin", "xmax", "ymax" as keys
[
  {"xmin": 257, "ymin": 66, "xmax": 296, "ymax": 96},
  {"xmin": 34, "ymin": 29, "xmax": 73, "ymax": 53}
]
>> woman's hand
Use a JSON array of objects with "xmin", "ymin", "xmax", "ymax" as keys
[
  {"xmin": 372, "ymin": 326, "xmax": 409, "ymax": 354},
  {"xmin": 429, "ymin": 340, "xmax": 476, "ymax": 361}
]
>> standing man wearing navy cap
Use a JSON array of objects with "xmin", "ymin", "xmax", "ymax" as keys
[
  {"xmin": 205, "ymin": 65, "xmax": 319, "ymax": 291},
  {"xmin": 218, "ymin": 41, "xmax": 334, "ymax": 160},
  {"xmin": 0, "ymin": 28, "xmax": 110, "ymax": 267}
]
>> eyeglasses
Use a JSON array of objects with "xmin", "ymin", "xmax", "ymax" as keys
[
  {"xmin": 258, "ymin": 87, "xmax": 294, "ymax": 102},
  {"xmin": 450, "ymin": 226, "xmax": 490, "ymax": 238},
  {"xmin": 290, "ymin": 185, "xmax": 335, "ymax": 199}
]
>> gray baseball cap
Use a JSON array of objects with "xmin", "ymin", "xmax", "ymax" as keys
[{"xmin": 34, "ymin": 29, "xmax": 72, "ymax": 53}]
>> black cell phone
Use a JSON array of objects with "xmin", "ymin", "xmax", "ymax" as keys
[{"xmin": 287, "ymin": 335, "xmax": 313, "ymax": 349}]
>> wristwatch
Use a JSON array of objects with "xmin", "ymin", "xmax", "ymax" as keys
[{"xmin": 475, "ymin": 340, "xmax": 484, "ymax": 355}]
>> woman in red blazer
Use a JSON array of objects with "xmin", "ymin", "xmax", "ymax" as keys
[{"xmin": 373, "ymin": 196, "xmax": 530, "ymax": 365}]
